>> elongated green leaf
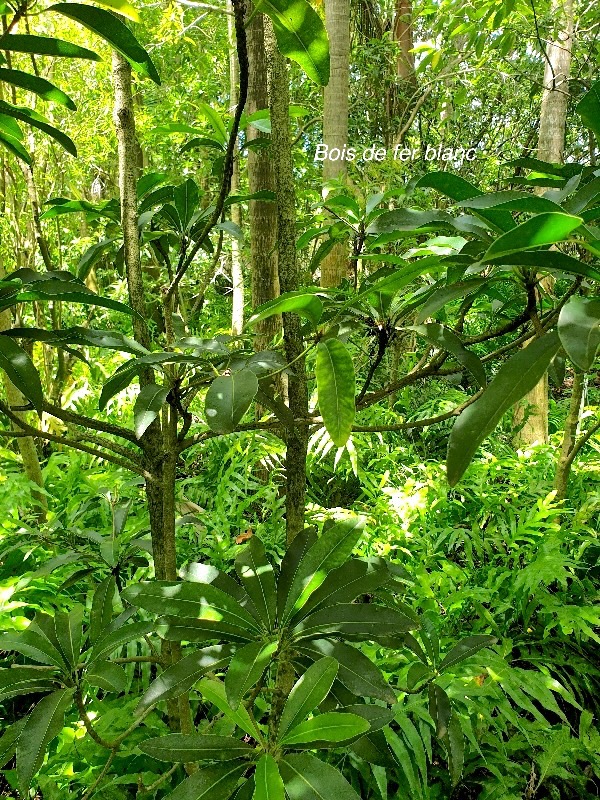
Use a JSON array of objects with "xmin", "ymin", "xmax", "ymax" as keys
[
  {"xmin": 410, "ymin": 323, "xmax": 486, "ymax": 387},
  {"xmin": 48, "ymin": 4, "xmax": 160, "ymax": 84},
  {"xmin": 428, "ymin": 683, "xmax": 452, "ymax": 739},
  {"xmin": 247, "ymin": 291, "xmax": 323, "ymax": 328},
  {"xmin": 85, "ymin": 660, "xmax": 127, "ymax": 693},
  {"xmin": 181, "ymin": 562, "xmax": 247, "ymax": 602},
  {"xmin": 134, "ymin": 383, "xmax": 169, "ymax": 438},
  {"xmin": 156, "ymin": 616, "xmax": 254, "ymax": 644},
  {"xmin": 576, "ymin": 80, "xmax": 600, "ymax": 141},
  {"xmin": 0, "ymin": 629, "xmax": 65, "ymax": 668},
  {"xmin": 0, "ymin": 68, "xmax": 75, "ymax": 109},
  {"xmin": 0, "ymin": 667, "xmax": 58, "ymax": 703},
  {"xmin": 4, "ymin": 326, "xmax": 147, "ymax": 356},
  {"xmin": 205, "ymin": 368, "xmax": 258, "ymax": 434},
  {"xmin": 40, "ymin": 199, "xmax": 119, "ymax": 221},
  {"xmin": 165, "ymin": 763, "xmax": 247, "ymax": 800},
  {"xmin": 383, "ymin": 728, "xmax": 420, "ymax": 796},
  {"xmin": 282, "ymin": 517, "xmax": 365, "ymax": 621},
  {"xmin": 294, "ymin": 604, "xmax": 418, "ymax": 642},
  {"xmin": 17, "ymin": 689, "xmax": 75, "ymax": 795},
  {"xmin": 1, "ymin": 277, "xmax": 138, "ymax": 318},
  {"xmin": 281, "ymin": 712, "xmax": 369, "ymax": 745},
  {"xmin": 297, "ymin": 640, "xmax": 396, "ymax": 704},
  {"xmin": 483, "ymin": 248, "xmax": 600, "ymax": 282},
  {"xmin": 0, "ymin": 33, "xmax": 100, "ymax": 59},
  {"xmin": 0, "ymin": 130, "xmax": 31, "ymax": 164},
  {"xmin": 235, "ymin": 538, "xmax": 277, "ymax": 631},
  {"xmin": 341, "ymin": 704, "xmax": 394, "ymax": 732},
  {"xmin": 316, "ymin": 339, "xmax": 355, "ymax": 447},
  {"xmin": 225, "ymin": 640, "xmax": 278, "ymax": 710},
  {"xmin": 254, "ymin": 754, "xmax": 284, "ymax": 800},
  {"xmin": 0, "ymin": 334, "xmax": 44, "ymax": 411},
  {"xmin": 88, "ymin": 621, "xmax": 154, "ymax": 665},
  {"xmin": 396, "ymin": 716, "xmax": 427, "ymax": 790},
  {"xmin": 255, "ymin": 0, "xmax": 329, "ymax": 85},
  {"xmin": 445, "ymin": 712, "xmax": 464, "ymax": 786},
  {"xmin": 457, "ymin": 191, "xmax": 562, "ymax": 213},
  {"xmin": 174, "ymin": 178, "xmax": 200, "ymax": 230},
  {"xmin": 276, "ymin": 526, "xmax": 318, "ymax": 621},
  {"xmin": 140, "ymin": 734, "xmax": 254, "ymax": 762},
  {"xmin": 0, "ymin": 719, "xmax": 26, "ymax": 769},
  {"xmin": 557, "ymin": 296, "xmax": 600, "ymax": 371},
  {"xmin": 54, "ymin": 605, "xmax": 83, "ymax": 668},
  {"xmin": 280, "ymin": 753, "xmax": 361, "ymax": 800},
  {"xmin": 483, "ymin": 213, "xmax": 583, "ymax": 260},
  {"xmin": 446, "ymin": 331, "xmax": 562, "ymax": 485},
  {"xmin": 90, "ymin": 0, "xmax": 141, "ymax": 21},
  {"xmin": 197, "ymin": 677, "xmax": 258, "ymax": 737},
  {"xmin": 90, "ymin": 576, "xmax": 116, "ymax": 645},
  {"xmin": 279, "ymin": 657, "xmax": 338, "ymax": 739},
  {"xmin": 0, "ymin": 100, "xmax": 76, "ymax": 155},
  {"xmin": 136, "ymin": 646, "xmax": 233, "ymax": 715},
  {"xmin": 438, "ymin": 635, "xmax": 496, "ymax": 672},
  {"xmin": 122, "ymin": 581, "xmax": 261, "ymax": 632},
  {"xmin": 415, "ymin": 278, "xmax": 490, "ymax": 324}
]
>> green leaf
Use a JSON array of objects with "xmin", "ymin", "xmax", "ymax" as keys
[
  {"xmin": 0, "ymin": 68, "xmax": 76, "ymax": 109},
  {"xmin": 225, "ymin": 640, "xmax": 278, "ymax": 710},
  {"xmin": 276, "ymin": 527, "xmax": 318, "ymax": 622},
  {"xmin": 0, "ymin": 719, "xmax": 27, "ymax": 770},
  {"xmin": 0, "ymin": 129, "xmax": 31, "ymax": 164},
  {"xmin": 1, "ymin": 276, "xmax": 138, "ymax": 319},
  {"xmin": 85, "ymin": 660, "xmax": 127, "ymax": 693},
  {"xmin": 0, "ymin": 33, "xmax": 100, "ymax": 60},
  {"xmin": 0, "ymin": 628, "xmax": 65, "ymax": 668},
  {"xmin": 447, "ymin": 331, "xmax": 561, "ymax": 485},
  {"xmin": 409, "ymin": 323, "xmax": 486, "ymax": 387},
  {"xmin": 482, "ymin": 213, "xmax": 583, "ymax": 260},
  {"xmin": 414, "ymin": 278, "xmax": 490, "ymax": 324},
  {"xmin": 281, "ymin": 712, "xmax": 369, "ymax": 745},
  {"xmin": 156, "ymin": 615, "xmax": 255, "ymax": 644},
  {"xmin": 280, "ymin": 753, "xmax": 361, "ymax": 800},
  {"xmin": 297, "ymin": 640, "xmax": 396, "ymax": 704},
  {"xmin": 48, "ymin": 4, "xmax": 160, "ymax": 84},
  {"xmin": 438, "ymin": 635, "xmax": 496, "ymax": 672},
  {"xmin": 165, "ymin": 763, "xmax": 247, "ymax": 800},
  {"xmin": 254, "ymin": 754, "xmax": 284, "ymax": 800},
  {"xmin": 428, "ymin": 683, "xmax": 451, "ymax": 739},
  {"xmin": 457, "ymin": 191, "xmax": 563, "ymax": 213},
  {"xmin": 282, "ymin": 517, "xmax": 366, "ymax": 620},
  {"xmin": 367, "ymin": 208, "xmax": 454, "ymax": 235},
  {"xmin": 0, "ymin": 334, "xmax": 44, "ymax": 411},
  {"xmin": 557, "ymin": 296, "xmax": 600, "ymax": 371},
  {"xmin": 134, "ymin": 383, "xmax": 169, "ymax": 438},
  {"xmin": 198, "ymin": 102, "xmax": 228, "ymax": 144},
  {"xmin": 0, "ymin": 100, "xmax": 76, "ymax": 155},
  {"xmin": 342, "ymin": 704, "xmax": 393, "ymax": 732},
  {"xmin": 444, "ymin": 712, "xmax": 464, "ymax": 786},
  {"xmin": 136, "ymin": 646, "xmax": 233, "ymax": 715},
  {"xmin": 139, "ymin": 734, "xmax": 254, "ymax": 762},
  {"xmin": 294, "ymin": 604, "xmax": 418, "ymax": 642},
  {"xmin": 279, "ymin": 657, "xmax": 338, "ymax": 739},
  {"xmin": 17, "ymin": 689, "xmax": 75, "ymax": 795},
  {"xmin": 90, "ymin": 576, "xmax": 117, "ymax": 644},
  {"xmin": 0, "ymin": 667, "xmax": 57, "ymax": 703},
  {"xmin": 54, "ymin": 605, "xmax": 84, "ymax": 668},
  {"xmin": 174, "ymin": 178, "xmax": 200, "ymax": 230},
  {"xmin": 483, "ymin": 248, "xmax": 600, "ymax": 282},
  {"xmin": 197, "ymin": 677, "xmax": 259, "ymax": 737},
  {"xmin": 254, "ymin": 0, "xmax": 329, "ymax": 85},
  {"xmin": 315, "ymin": 339, "xmax": 355, "ymax": 447},
  {"xmin": 576, "ymin": 80, "xmax": 600, "ymax": 141},
  {"xmin": 88, "ymin": 621, "xmax": 154, "ymax": 665},
  {"xmin": 122, "ymin": 581, "xmax": 261, "ymax": 631},
  {"xmin": 90, "ymin": 0, "xmax": 141, "ymax": 22},
  {"xmin": 205, "ymin": 369, "xmax": 258, "ymax": 434},
  {"xmin": 7, "ymin": 326, "xmax": 148, "ymax": 356},
  {"xmin": 235, "ymin": 538, "xmax": 277, "ymax": 631},
  {"xmin": 77, "ymin": 237, "xmax": 120, "ymax": 279},
  {"xmin": 247, "ymin": 291, "xmax": 324, "ymax": 328}
]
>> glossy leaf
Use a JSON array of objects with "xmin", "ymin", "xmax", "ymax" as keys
[
  {"xmin": 197, "ymin": 677, "xmax": 258, "ymax": 737},
  {"xmin": 457, "ymin": 191, "xmax": 562, "ymax": 213},
  {"xmin": 0, "ymin": 628, "xmax": 65, "ymax": 669},
  {"xmin": 54, "ymin": 605, "xmax": 83, "ymax": 668},
  {"xmin": 557, "ymin": 296, "xmax": 600, "ymax": 371},
  {"xmin": 294, "ymin": 603, "xmax": 418, "ymax": 642},
  {"xmin": 165, "ymin": 763, "xmax": 247, "ymax": 800},
  {"xmin": 0, "ymin": 276, "xmax": 138, "ymax": 318},
  {"xmin": 414, "ymin": 278, "xmax": 490, "ymax": 324},
  {"xmin": 174, "ymin": 178, "xmax": 200, "ymax": 230},
  {"xmin": 576, "ymin": 80, "xmax": 600, "ymax": 141},
  {"xmin": 315, "ymin": 339, "xmax": 355, "ymax": 447},
  {"xmin": 428, "ymin": 683, "xmax": 451, "ymax": 739},
  {"xmin": 278, "ymin": 657, "xmax": 339, "ymax": 739},
  {"xmin": 445, "ymin": 712, "xmax": 464, "ymax": 786},
  {"xmin": 482, "ymin": 213, "xmax": 583, "ymax": 260},
  {"xmin": 205, "ymin": 368, "xmax": 258, "ymax": 434},
  {"xmin": 0, "ymin": 68, "xmax": 76, "ymax": 109},
  {"xmin": 0, "ymin": 719, "xmax": 26, "ymax": 770},
  {"xmin": 254, "ymin": 754, "xmax": 285, "ymax": 800},
  {"xmin": 88, "ymin": 621, "xmax": 154, "ymax": 665},
  {"xmin": 0, "ymin": 33, "xmax": 100, "ymax": 59},
  {"xmin": 281, "ymin": 712, "xmax": 369, "ymax": 745},
  {"xmin": 409, "ymin": 323, "xmax": 486, "ymax": 387},
  {"xmin": 0, "ymin": 130, "xmax": 31, "ymax": 164},
  {"xmin": 282, "ymin": 517, "xmax": 365, "ymax": 621},
  {"xmin": 0, "ymin": 334, "xmax": 44, "ymax": 412},
  {"xmin": 276, "ymin": 526, "xmax": 318, "ymax": 621},
  {"xmin": 280, "ymin": 753, "xmax": 361, "ymax": 800},
  {"xmin": 48, "ymin": 4, "xmax": 160, "ymax": 83},
  {"xmin": 438, "ymin": 635, "xmax": 496, "ymax": 672},
  {"xmin": 139, "ymin": 734, "xmax": 253, "ymax": 762},
  {"xmin": 85, "ymin": 660, "xmax": 127, "ymax": 693},
  {"xmin": 90, "ymin": 576, "xmax": 116, "ymax": 644},
  {"xmin": 0, "ymin": 667, "xmax": 57, "ymax": 703},
  {"xmin": 247, "ymin": 291, "xmax": 323, "ymax": 328},
  {"xmin": 0, "ymin": 100, "xmax": 76, "ymax": 155},
  {"xmin": 446, "ymin": 331, "xmax": 561, "ymax": 485},
  {"xmin": 136, "ymin": 646, "xmax": 233, "ymax": 715},
  {"xmin": 156, "ymin": 616, "xmax": 254, "ymax": 644},
  {"xmin": 134, "ymin": 383, "xmax": 169, "ymax": 438},
  {"xmin": 235, "ymin": 537, "xmax": 277, "ymax": 630},
  {"xmin": 225, "ymin": 640, "xmax": 278, "ymax": 710},
  {"xmin": 255, "ymin": 0, "xmax": 329, "ymax": 85},
  {"xmin": 17, "ymin": 689, "xmax": 74, "ymax": 795}
]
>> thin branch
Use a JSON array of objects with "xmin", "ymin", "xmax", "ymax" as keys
[{"xmin": 42, "ymin": 400, "xmax": 139, "ymax": 444}]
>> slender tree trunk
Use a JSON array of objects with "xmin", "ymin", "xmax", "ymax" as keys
[
  {"xmin": 266, "ymin": 22, "xmax": 309, "ymax": 543},
  {"xmin": 228, "ymin": 0, "xmax": 244, "ymax": 335},
  {"xmin": 320, "ymin": 0, "xmax": 350, "ymax": 288},
  {"xmin": 514, "ymin": 0, "xmax": 573, "ymax": 447},
  {"xmin": 554, "ymin": 371, "xmax": 586, "ymax": 500},
  {"xmin": 247, "ymin": 5, "xmax": 280, "ymax": 349}
]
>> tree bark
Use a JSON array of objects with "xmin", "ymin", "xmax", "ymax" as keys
[
  {"xmin": 320, "ymin": 0, "xmax": 350, "ymax": 288},
  {"xmin": 514, "ymin": 0, "xmax": 573, "ymax": 447},
  {"xmin": 553, "ymin": 371, "xmax": 586, "ymax": 500},
  {"xmin": 266, "ymin": 22, "xmax": 308, "ymax": 543},
  {"xmin": 228, "ymin": 0, "xmax": 244, "ymax": 336}
]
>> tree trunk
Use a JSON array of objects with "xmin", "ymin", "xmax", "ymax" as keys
[
  {"xmin": 553, "ymin": 371, "xmax": 586, "ymax": 500},
  {"xmin": 514, "ymin": 0, "xmax": 573, "ymax": 447},
  {"xmin": 228, "ymin": 0, "xmax": 244, "ymax": 336},
  {"xmin": 266, "ymin": 22, "xmax": 309, "ymax": 544},
  {"xmin": 320, "ymin": 0, "xmax": 350, "ymax": 288},
  {"xmin": 247, "ymin": 5, "xmax": 280, "ymax": 350}
]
